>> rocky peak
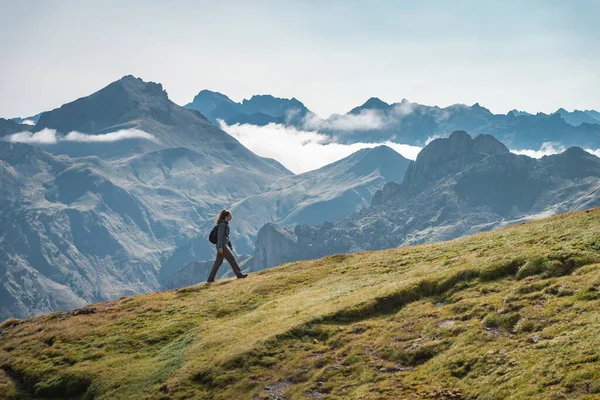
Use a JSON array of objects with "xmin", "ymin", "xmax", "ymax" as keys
[
  {"xmin": 347, "ymin": 146, "xmax": 409, "ymax": 178},
  {"xmin": 349, "ymin": 97, "xmax": 390, "ymax": 114},
  {"xmin": 115, "ymin": 75, "xmax": 168, "ymax": 99},
  {"xmin": 35, "ymin": 75, "xmax": 177, "ymax": 134},
  {"xmin": 401, "ymin": 131, "xmax": 490, "ymax": 188},
  {"xmin": 540, "ymin": 147, "xmax": 600, "ymax": 179},
  {"xmin": 470, "ymin": 102, "xmax": 493, "ymax": 115},
  {"xmin": 473, "ymin": 134, "xmax": 510, "ymax": 155},
  {"xmin": 186, "ymin": 90, "xmax": 236, "ymax": 116},
  {"xmin": 241, "ymin": 95, "xmax": 307, "ymax": 118}
]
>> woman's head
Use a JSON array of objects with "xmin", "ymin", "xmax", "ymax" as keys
[{"xmin": 216, "ymin": 209, "xmax": 232, "ymax": 223}]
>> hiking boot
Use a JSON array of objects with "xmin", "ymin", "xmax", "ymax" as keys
[
  {"xmin": 206, "ymin": 279, "xmax": 215, "ymax": 283},
  {"xmin": 237, "ymin": 273, "xmax": 248, "ymax": 279}
]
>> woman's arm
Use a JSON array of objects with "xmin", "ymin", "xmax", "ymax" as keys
[{"xmin": 216, "ymin": 223, "xmax": 226, "ymax": 252}]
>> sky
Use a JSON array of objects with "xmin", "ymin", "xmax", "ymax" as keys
[{"xmin": 1, "ymin": 0, "xmax": 599, "ymax": 120}]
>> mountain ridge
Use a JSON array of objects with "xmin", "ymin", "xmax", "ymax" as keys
[
  {"xmin": 252, "ymin": 131, "xmax": 600, "ymax": 271},
  {"xmin": 183, "ymin": 89, "xmax": 600, "ymax": 148}
]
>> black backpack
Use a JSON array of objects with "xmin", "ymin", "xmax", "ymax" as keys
[{"xmin": 208, "ymin": 225, "xmax": 219, "ymax": 244}]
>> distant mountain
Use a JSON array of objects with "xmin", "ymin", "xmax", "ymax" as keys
[
  {"xmin": 508, "ymin": 109, "xmax": 532, "ymax": 117},
  {"xmin": 252, "ymin": 131, "xmax": 600, "ymax": 271},
  {"xmin": 586, "ymin": 109, "xmax": 600, "ymax": 121},
  {"xmin": 554, "ymin": 108, "xmax": 600, "ymax": 127},
  {"xmin": 188, "ymin": 89, "xmax": 600, "ymax": 149},
  {"xmin": 185, "ymin": 90, "xmax": 311, "ymax": 126},
  {"xmin": 321, "ymin": 100, "xmax": 600, "ymax": 149},
  {"xmin": 0, "ymin": 118, "xmax": 31, "ymax": 137},
  {"xmin": 347, "ymin": 97, "xmax": 391, "ymax": 114},
  {"xmin": 231, "ymin": 145, "xmax": 410, "ymax": 231}
]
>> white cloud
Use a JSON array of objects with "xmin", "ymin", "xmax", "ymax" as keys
[
  {"xmin": 425, "ymin": 134, "xmax": 444, "ymax": 145},
  {"xmin": 511, "ymin": 142, "xmax": 566, "ymax": 158},
  {"xmin": 21, "ymin": 119, "xmax": 35, "ymax": 126},
  {"xmin": 510, "ymin": 143, "xmax": 600, "ymax": 159},
  {"xmin": 6, "ymin": 128, "xmax": 158, "ymax": 145},
  {"xmin": 302, "ymin": 109, "xmax": 386, "ymax": 131},
  {"xmin": 219, "ymin": 121, "xmax": 421, "ymax": 174},
  {"xmin": 7, "ymin": 128, "xmax": 58, "ymax": 144},
  {"xmin": 63, "ymin": 129, "xmax": 159, "ymax": 143},
  {"xmin": 585, "ymin": 148, "xmax": 600, "ymax": 158}
]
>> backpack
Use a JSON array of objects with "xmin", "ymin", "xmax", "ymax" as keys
[{"xmin": 208, "ymin": 225, "xmax": 219, "ymax": 244}]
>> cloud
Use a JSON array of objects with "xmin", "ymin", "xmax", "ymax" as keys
[
  {"xmin": 7, "ymin": 128, "xmax": 58, "ymax": 144},
  {"xmin": 510, "ymin": 143, "xmax": 600, "ymax": 159},
  {"xmin": 425, "ymin": 134, "xmax": 444, "ymax": 145},
  {"xmin": 63, "ymin": 129, "xmax": 159, "ymax": 143},
  {"xmin": 21, "ymin": 119, "xmax": 35, "ymax": 126},
  {"xmin": 6, "ymin": 128, "xmax": 158, "ymax": 145},
  {"xmin": 585, "ymin": 148, "xmax": 600, "ymax": 158},
  {"xmin": 219, "ymin": 121, "xmax": 422, "ymax": 174},
  {"xmin": 511, "ymin": 142, "xmax": 566, "ymax": 158},
  {"xmin": 302, "ymin": 109, "xmax": 387, "ymax": 131},
  {"xmin": 299, "ymin": 101, "xmax": 415, "ymax": 132}
]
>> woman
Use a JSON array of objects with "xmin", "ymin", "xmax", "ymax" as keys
[{"xmin": 207, "ymin": 209, "xmax": 248, "ymax": 282}]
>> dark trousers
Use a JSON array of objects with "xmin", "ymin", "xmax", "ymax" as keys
[{"xmin": 208, "ymin": 246, "xmax": 242, "ymax": 281}]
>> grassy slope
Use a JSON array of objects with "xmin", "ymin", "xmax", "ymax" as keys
[{"xmin": 1, "ymin": 209, "xmax": 600, "ymax": 400}]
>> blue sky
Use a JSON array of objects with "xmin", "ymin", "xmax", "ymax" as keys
[{"xmin": 1, "ymin": 0, "xmax": 598, "ymax": 118}]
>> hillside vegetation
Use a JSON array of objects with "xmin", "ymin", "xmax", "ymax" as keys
[{"xmin": 1, "ymin": 209, "xmax": 600, "ymax": 399}]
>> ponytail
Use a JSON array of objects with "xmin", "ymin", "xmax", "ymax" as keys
[{"xmin": 216, "ymin": 209, "xmax": 231, "ymax": 224}]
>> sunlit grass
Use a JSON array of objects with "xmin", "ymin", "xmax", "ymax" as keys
[{"xmin": 1, "ymin": 208, "xmax": 600, "ymax": 399}]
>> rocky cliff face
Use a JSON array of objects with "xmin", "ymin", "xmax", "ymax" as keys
[
  {"xmin": 252, "ymin": 132, "xmax": 600, "ymax": 271},
  {"xmin": 251, "ymin": 224, "xmax": 304, "ymax": 273}
]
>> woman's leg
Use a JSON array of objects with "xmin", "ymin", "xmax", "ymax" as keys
[
  {"xmin": 207, "ymin": 252, "xmax": 224, "ymax": 282},
  {"xmin": 223, "ymin": 246, "xmax": 243, "ymax": 277}
]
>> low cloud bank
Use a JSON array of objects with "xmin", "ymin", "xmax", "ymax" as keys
[
  {"xmin": 510, "ymin": 142, "xmax": 600, "ymax": 159},
  {"xmin": 6, "ymin": 128, "xmax": 158, "ymax": 145},
  {"xmin": 511, "ymin": 142, "xmax": 566, "ymax": 158},
  {"xmin": 220, "ymin": 121, "xmax": 422, "ymax": 174},
  {"xmin": 222, "ymin": 122, "xmax": 600, "ymax": 174}
]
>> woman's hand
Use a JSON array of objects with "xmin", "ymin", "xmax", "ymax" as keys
[{"xmin": 218, "ymin": 249, "xmax": 224, "ymax": 255}]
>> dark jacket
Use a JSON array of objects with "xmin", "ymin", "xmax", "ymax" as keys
[{"xmin": 216, "ymin": 220, "xmax": 232, "ymax": 251}]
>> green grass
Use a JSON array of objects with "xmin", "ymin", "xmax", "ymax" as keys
[{"xmin": 1, "ymin": 208, "xmax": 600, "ymax": 399}]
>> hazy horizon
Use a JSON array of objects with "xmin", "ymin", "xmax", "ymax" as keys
[{"xmin": 1, "ymin": 0, "xmax": 599, "ymax": 119}]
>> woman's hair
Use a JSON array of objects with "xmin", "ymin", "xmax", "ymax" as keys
[{"xmin": 216, "ymin": 209, "xmax": 231, "ymax": 223}]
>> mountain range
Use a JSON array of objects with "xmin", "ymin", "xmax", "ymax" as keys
[
  {"xmin": 2, "ymin": 76, "xmax": 600, "ymax": 319},
  {"xmin": 184, "ymin": 90, "xmax": 311, "ymax": 127},
  {"xmin": 185, "ymin": 90, "xmax": 600, "ymax": 149},
  {"xmin": 251, "ymin": 131, "xmax": 600, "ymax": 271},
  {"xmin": 555, "ymin": 108, "xmax": 600, "ymax": 127},
  {"xmin": 0, "ymin": 76, "xmax": 408, "ymax": 319}
]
